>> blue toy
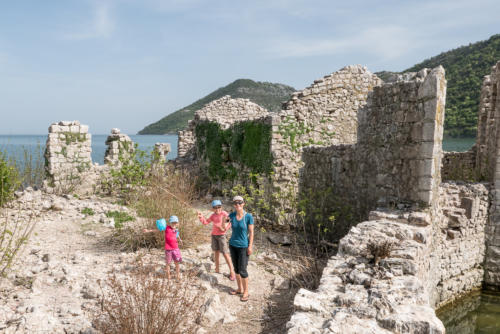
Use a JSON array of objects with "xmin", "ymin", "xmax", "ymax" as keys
[{"xmin": 156, "ymin": 218, "xmax": 167, "ymax": 231}]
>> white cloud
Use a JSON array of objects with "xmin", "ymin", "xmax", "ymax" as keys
[
  {"xmin": 63, "ymin": 3, "xmax": 115, "ymax": 41},
  {"xmin": 264, "ymin": 25, "xmax": 421, "ymax": 60}
]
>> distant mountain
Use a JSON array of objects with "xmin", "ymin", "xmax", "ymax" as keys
[
  {"xmin": 138, "ymin": 79, "xmax": 296, "ymax": 135},
  {"xmin": 377, "ymin": 34, "xmax": 500, "ymax": 137}
]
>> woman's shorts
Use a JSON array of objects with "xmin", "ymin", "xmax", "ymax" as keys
[
  {"xmin": 211, "ymin": 234, "xmax": 229, "ymax": 254},
  {"xmin": 165, "ymin": 248, "xmax": 182, "ymax": 264}
]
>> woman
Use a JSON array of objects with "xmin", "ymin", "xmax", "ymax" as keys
[{"xmin": 226, "ymin": 195, "xmax": 254, "ymax": 302}]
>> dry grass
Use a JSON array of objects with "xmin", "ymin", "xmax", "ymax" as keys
[
  {"xmin": 107, "ymin": 167, "xmax": 207, "ymax": 251},
  {"xmin": 0, "ymin": 207, "xmax": 36, "ymax": 276},
  {"xmin": 366, "ymin": 240, "xmax": 394, "ymax": 265},
  {"xmin": 95, "ymin": 260, "xmax": 202, "ymax": 334}
]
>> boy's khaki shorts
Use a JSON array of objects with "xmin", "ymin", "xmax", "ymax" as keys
[{"xmin": 211, "ymin": 234, "xmax": 229, "ymax": 254}]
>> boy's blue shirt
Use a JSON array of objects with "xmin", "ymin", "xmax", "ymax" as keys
[{"xmin": 228, "ymin": 212, "xmax": 254, "ymax": 248}]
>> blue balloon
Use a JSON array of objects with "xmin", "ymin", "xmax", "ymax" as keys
[{"xmin": 156, "ymin": 218, "xmax": 167, "ymax": 231}]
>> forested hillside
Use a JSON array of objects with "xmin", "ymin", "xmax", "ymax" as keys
[
  {"xmin": 139, "ymin": 79, "xmax": 295, "ymax": 134},
  {"xmin": 380, "ymin": 34, "xmax": 500, "ymax": 137}
]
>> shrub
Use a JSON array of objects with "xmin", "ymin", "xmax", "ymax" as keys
[
  {"xmin": 108, "ymin": 167, "xmax": 206, "ymax": 251},
  {"xmin": 81, "ymin": 207, "xmax": 95, "ymax": 216},
  {"xmin": 95, "ymin": 260, "xmax": 202, "ymax": 334},
  {"xmin": 366, "ymin": 240, "xmax": 394, "ymax": 265},
  {"xmin": 0, "ymin": 152, "xmax": 20, "ymax": 207},
  {"xmin": 0, "ymin": 208, "xmax": 36, "ymax": 276},
  {"xmin": 105, "ymin": 210, "xmax": 134, "ymax": 228}
]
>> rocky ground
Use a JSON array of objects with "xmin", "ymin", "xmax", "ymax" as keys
[{"xmin": 0, "ymin": 188, "xmax": 306, "ymax": 334}]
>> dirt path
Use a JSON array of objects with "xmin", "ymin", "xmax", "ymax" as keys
[{"xmin": 0, "ymin": 190, "xmax": 301, "ymax": 334}]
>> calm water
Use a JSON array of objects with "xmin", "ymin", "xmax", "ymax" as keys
[
  {"xmin": 0, "ymin": 134, "xmax": 178, "ymax": 164},
  {"xmin": 0, "ymin": 135, "xmax": 476, "ymax": 165},
  {"xmin": 443, "ymin": 138, "xmax": 475, "ymax": 152},
  {"xmin": 437, "ymin": 291, "xmax": 500, "ymax": 334}
]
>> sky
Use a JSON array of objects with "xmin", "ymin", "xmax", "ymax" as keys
[{"xmin": 0, "ymin": 0, "xmax": 499, "ymax": 135}]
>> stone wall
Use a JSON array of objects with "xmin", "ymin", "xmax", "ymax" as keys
[
  {"xmin": 104, "ymin": 128, "xmax": 134, "ymax": 166},
  {"xmin": 287, "ymin": 209, "xmax": 445, "ymax": 334},
  {"xmin": 299, "ymin": 67, "xmax": 446, "ymax": 240},
  {"xmin": 429, "ymin": 182, "xmax": 489, "ymax": 307},
  {"xmin": 441, "ymin": 149, "xmax": 477, "ymax": 181},
  {"xmin": 271, "ymin": 65, "xmax": 382, "ymax": 193},
  {"xmin": 477, "ymin": 62, "xmax": 500, "ymax": 288},
  {"xmin": 44, "ymin": 121, "xmax": 92, "ymax": 192},
  {"xmin": 177, "ymin": 96, "xmax": 270, "ymax": 162}
]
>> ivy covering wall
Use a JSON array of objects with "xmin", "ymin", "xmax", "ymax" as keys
[{"xmin": 195, "ymin": 121, "xmax": 273, "ymax": 182}]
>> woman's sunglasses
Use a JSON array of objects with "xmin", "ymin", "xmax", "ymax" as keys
[{"xmin": 233, "ymin": 201, "xmax": 244, "ymax": 205}]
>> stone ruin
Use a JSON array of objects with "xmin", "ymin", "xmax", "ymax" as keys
[
  {"xmin": 177, "ymin": 61, "xmax": 500, "ymax": 333},
  {"xmin": 44, "ymin": 126, "xmax": 171, "ymax": 194},
  {"xmin": 44, "ymin": 121, "xmax": 92, "ymax": 192}
]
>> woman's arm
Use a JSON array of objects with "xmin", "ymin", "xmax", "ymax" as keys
[{"xmin": 247, "ymin": 224, "xmax": 254, "ymax": 255}]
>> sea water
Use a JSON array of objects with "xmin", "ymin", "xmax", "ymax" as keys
[{"xmin": 0, "ymin": 134, "xmax": 178, "ymax": 164}]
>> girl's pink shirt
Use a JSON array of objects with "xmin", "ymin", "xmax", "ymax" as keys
[
  {"xmin": 164, "ymin": 225, "xmax": 179, "ymax": 250},
  {"xmin": 199, "ymin": 211, "xmax": 230, "ymax": 236}
]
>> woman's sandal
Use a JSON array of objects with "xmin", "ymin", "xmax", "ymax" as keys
[
  {"xmin": 229, "ymin": 290, "xmax": 243, "ymax": 296},
  {"xmin": 240, "ymin": 295, "xmax": 250, "ymax": 302}
]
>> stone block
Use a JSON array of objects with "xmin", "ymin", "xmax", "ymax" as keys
[
  {"xmin": 49, "ymin": 124, "xmax": 60, "ymax": 133},
  {"xmin": 80, "ymin": 125, "xmax": 89, "ymax": 133},
  {"xmin": 70, "ymin": 125, "xmax": 79, "ymax": 132},
  {"xmin": 422, "ymin": 122, "xmax": 436, "ymax": 141}
]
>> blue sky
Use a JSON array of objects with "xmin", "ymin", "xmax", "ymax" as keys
[{"xmin": 0, "ymin": 0, "xmax": 499, "ymax": 134}]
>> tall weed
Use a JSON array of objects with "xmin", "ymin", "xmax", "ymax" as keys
[
  {"xmin": 96, "ymin": 260, "xmax": 202, "ymax": 334},
  {"xmin": 0, "ymin": 207, "xmax": 36, "ymax": 276}
]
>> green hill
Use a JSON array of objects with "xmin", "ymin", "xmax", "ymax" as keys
[
  {"xmin": 377, "ymin": 34, "xmax": 500, "ymax": 137},
  {"xmin": 138, "ymin": 79, "xmax": 295, "ymax": 134}
]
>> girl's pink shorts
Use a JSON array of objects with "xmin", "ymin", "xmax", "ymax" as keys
[{"xmin": 165, "ymin": 248, "xmax": 182, "ymax": 264}]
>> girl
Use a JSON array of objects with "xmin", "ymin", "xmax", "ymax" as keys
[
  {"xmin": 197, "ymin": 200, "xmax": 235, "ymax": 280},
  {"xmin": 144, "ymin": 215, "xmax": 182, "ymax": 280}
]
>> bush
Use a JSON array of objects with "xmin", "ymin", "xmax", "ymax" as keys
[
  {"xmin": 107, "ymin": 167, "xmax": 206, "ymax": 251},
  {"xmin": 366, "ymin": 240, "xmax": 394, "ymax": 265},
  {"xmin": 0, "ymin": 152, "xmax": 19, "ymax": 207},
  {"xmin": 105, "ymin": 210, "xmax": 134, "ymax": 228},
  {"xmin": 81, "ymin": 207, "xmax": 95, "ymax": 216},
  {"xmin": 95, "ymin": 260, "xmax": 202, "ymax": 334},
  {"xmin": 0, "ymin": 208, "xmax": 36, "ymax": 276}
]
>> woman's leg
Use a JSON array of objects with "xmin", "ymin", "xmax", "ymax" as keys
[
  {"xmin": 238, "ymin": 247, "xmax": 249, "ymax": 299},
  {"xmin": 229, "ymin": 245, "xmax": 243, "ymax": 293},
  {"xmin": 241, "ymin": 277, "xmax": 249, "ymax": 299},
  {"xmin": 214, "ymin": 250, "xmax": 220, "ymax": 273}
]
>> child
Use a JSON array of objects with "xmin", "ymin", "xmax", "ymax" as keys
[
  {"xmin": 143, "ymin": 215, "xmax": 182, "ymax": 280},
  {"xmin": 197, "ymin": 200, "xmax": 235, "ymax": 280}
]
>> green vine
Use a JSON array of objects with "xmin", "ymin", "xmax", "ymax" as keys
[
  {"xmin": 195, "ymin": 121, "xmax": 273, "ymax": 182},
  {"xmin": 62, "ymin": 132, "xmax": 86, "ymax": 145}
]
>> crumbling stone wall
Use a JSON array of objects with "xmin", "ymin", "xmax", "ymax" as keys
[
  {"xmin": 104, "ymin": 128, "xmax": 134, "ymax": 166},
  {"xmin": 271, "ymin": 65, "xmax": 382, "ymax": 193},
  {"xmin": 429, "ymin": 182, "xmax": 489, "ymax": 307},
  {"xmin": 154, "ymin": 143, "xmax": 171, "ymax": 163},
  {"xmin": 177, "ymin": 96, "xmax": 269, "ymax": 162},
  {"xmin": 287, "ymin": 181, "xmax": 491, "ymax": 334},
  {"xmin": 287, "ymin": 209, "xmax": 446, "ymax": 334},
  {"xmin": 441, "ymin": 148, "xmax": 477, "ymax": 181},
  {"xmin": 475, "ymin": 62, "xmax": 500, "ymax": 288},
  {"xmin": 44, "ymin": 121, "xmax": 92, "ymax": 192},
  {"xmin": 300, "ymin": 67, "xmax": 446, "ymax": 240}
]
